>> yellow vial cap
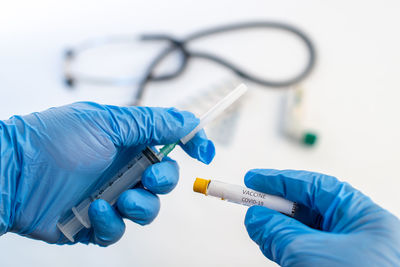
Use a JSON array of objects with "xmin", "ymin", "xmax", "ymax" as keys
[{"xmin": 193, "ymin": 178, "xmax": 210, "ymax": 195}]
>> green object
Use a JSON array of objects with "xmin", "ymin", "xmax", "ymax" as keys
[
  {"xmin": 159, "ymin": 142, "xmax": 178, "ymax": 156},
  {"xmin": 302, "ymin": 132, "xmax": 317, "ymax": 146}
]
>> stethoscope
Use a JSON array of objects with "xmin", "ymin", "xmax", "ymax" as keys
[{"xmin": 63, "ymin": 21, "xmax": 316, "ymax": 105}]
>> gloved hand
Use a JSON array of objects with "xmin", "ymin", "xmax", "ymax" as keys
[
  {"xmin": 0, "ymin": 102, "xmax": 215, "ymax": 246},
  {"xmin": 244, "ymin": 169, "xmax": 400, "ymax": 266}
]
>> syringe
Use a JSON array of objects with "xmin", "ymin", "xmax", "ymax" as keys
[
  {"xmin": 57, "ymin": 83, "xmax": 248, "ymax": 242},
  {"xmin": 193, "ymin": 178, "xmax": 296, "ymax": 216}
]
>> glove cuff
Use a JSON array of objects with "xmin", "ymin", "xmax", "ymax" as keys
[{"xmin": 0, "ymin": 120, "xmax": 21, "ymax": 235}]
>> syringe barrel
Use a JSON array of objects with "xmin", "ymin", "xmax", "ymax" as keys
[
  {"xmin": 57, "ymin": 147, "xmax": 161, "ymax": 242},
  {"xmin": 207, "ymin": 180, "xmax": 296, "ymax": 216}
]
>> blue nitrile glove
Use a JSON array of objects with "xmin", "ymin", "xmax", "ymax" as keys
[
  {"xmin": 244, "ymin": 169, "xmax": 400, "ymax": 266},
  {"xmin": 0, "ymin": 102, "xmax": 215, "ymax": 246}
]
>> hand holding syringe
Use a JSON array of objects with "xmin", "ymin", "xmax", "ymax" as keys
[{"xmin": 57, "ymin": 84, "xmax": 248, "ymax": 242}]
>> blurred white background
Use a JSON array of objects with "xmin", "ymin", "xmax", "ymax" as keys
[{"xmin": 1, "ymin": 0, "xmax": 400, "ymax": 266}]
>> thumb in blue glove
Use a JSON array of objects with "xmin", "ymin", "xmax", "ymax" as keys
[
  {"xmin": 244, "ymin": 169, "xmax": 400, "ymax": 266},
  {"xmin": 0, "ymin": 102, "xmax": 215, "ymax": 246}
]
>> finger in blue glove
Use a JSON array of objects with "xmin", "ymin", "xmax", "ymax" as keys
[
  {"xmin": 116, "ymin": 188, "xmax": 160, "ymax": 225},
  {"xmin": 88, "ymin": 199, "xmax": 125, "ymax": 247},
  {"xmin": 142, "ymin": 157, "xmax": 179, "ymax": 195}
]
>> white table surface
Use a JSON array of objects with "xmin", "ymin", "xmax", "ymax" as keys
[{"xmin": 1, "ymin": 1, "xmax": 400, "ymax": 266}]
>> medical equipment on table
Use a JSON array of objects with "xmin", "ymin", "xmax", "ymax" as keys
[
  {"xmin": 57, "ymin": 84, "xmax": 248, "ymax": 242},
  {"xmin": 281, "ymin": 86, "xmax": 317, "ymax": 146},
  {"xmin": 63, "ymin": 21, "xmax": 316, "ymax": 105},
  {"xmin": 193, "ymin": 178, "xmax": 296, "ymax": 216}
]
